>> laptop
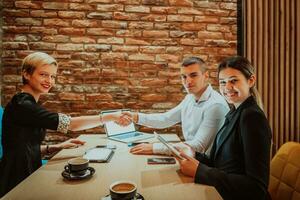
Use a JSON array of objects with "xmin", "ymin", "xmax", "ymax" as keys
[{"xmin": 102, "ymin": 110, "xmax": 154, "ymax": 143}]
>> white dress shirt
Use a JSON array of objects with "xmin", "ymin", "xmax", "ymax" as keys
[{"xmin": 137, "ymin": 84, "xmax": 229, "ymax": 155}]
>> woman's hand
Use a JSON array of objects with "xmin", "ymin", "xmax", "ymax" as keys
[
  {"xmin": 130, "ymin": 143, "xmax": 154, "ymax": 155},
  {"xmin": 58, "ymin": 139, "xmax": 86, "ymax": 149},
  {"xmin": 177, "ymin": 151, "xmax": 199, "ymax": 178}
]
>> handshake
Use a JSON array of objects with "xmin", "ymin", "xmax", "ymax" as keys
[{"xmin": 107, "ymin": 111, "xmax": 138, "ymax": 127}]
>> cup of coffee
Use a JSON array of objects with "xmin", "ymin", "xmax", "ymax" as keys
[
  {"xmin": 64, "ymin": 157, "xmax": 89, "ymax": 176},
  {"xmin": 109, "ymin": 181, "xmax": 137, "ymax": 200}
]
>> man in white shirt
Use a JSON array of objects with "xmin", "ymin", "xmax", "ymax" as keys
[{"xmin": 126, "ymin": 57, "xmax": 229, "ymax": 156}]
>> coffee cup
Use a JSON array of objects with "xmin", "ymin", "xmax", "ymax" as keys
[
  {"xmin": 109, "ymin": 181, "xmax": 137, "ymax": 200},
  {"xmin": 64, "ymin": 157, "xmax": 89, "ymax": 176}
]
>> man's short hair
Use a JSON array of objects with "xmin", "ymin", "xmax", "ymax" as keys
[{"xmin": 182, "ymin": 57, "xmax": 207, "ymax": 72}]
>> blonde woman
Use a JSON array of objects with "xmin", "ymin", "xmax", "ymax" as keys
[{"xmin": 0, "ymin": 52, "xmax": 130, "ymax": 197}]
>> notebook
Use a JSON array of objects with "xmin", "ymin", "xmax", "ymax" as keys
[{"xmin": 102, "ymin": 110, "xmax": 154, "ymax": 143}]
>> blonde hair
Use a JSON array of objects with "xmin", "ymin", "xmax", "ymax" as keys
[
  {"xmin": 22, "ymin": 52, "xmax": 57, "ymax": 84},
  {"xmin": 218, "ymin": 56, "xmax": 264, "ymax": 110}
]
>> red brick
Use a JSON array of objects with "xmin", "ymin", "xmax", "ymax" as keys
[
  {"xmin": 140, "ymin": 46, "xmax": 165, "ymax": 54},
  {"xmin": 97, "ymin": 4, "xmax": 124, "ymax": 11},
  {"xmin": 151, "ymin": 6, "xmax": 177, "ymax": 14},
  {"xmin": 155, "ymin": 86, "xmax": 182, "ymax": 93},
  {"xmin": 125, "ymin": 38, "xmax": 150, "ymax": 45},
  {"xmin": 84, "ymin": 44, "xmax": 111, "ymax": 52},
  {"xmin": 170, "ymin": 31, "xmax": 195, "ymax": 38},
  {"xmin": 204, "ymin": 9, "xmax": 230, "ymax": 17},
  {"xmin": 71, "ymin": 52, "xmax": 99, "ymax": 61},
  {"xmin": 2, "ymin": 26, "xmax": 29, "ymax": 34},
  {"xmin": 102, "ymin": 69, "xmax": 128, "ymax": 77},
  {"xmin": 180, "ymin": 38, "xmax": 204, "ymax": 46},
  {"xmin": 142, "ymin": 0, "xmax": 168, "ymax": 6},
  {"xmin": 87, "ymin": 28, "xmax": 114, "ymax": 36},
  {"xmin": 129, "ymin": 54, "xmax": 155, "ymax": 61},
  {"xmin": 3, "ymin": 75, "xmax": 22, "ymax": 83},
  {"xmin": 98, "ymin": 37, "xmax": 124, "ymax": 44},
  {"xmin": 141, "ymin": 14, "xmax": 166, "ymax": 22},
  {"xmin": 166, "ymin": 46, "xmax": 184, "ymax": 53},
  {"xmin": 29, "ymin": 42, "xmax": 56, "ymax": 50},
  {"xmin": 194, "ymin": 1, "xmax": 219, "ymax": 9},
  {"xmin": 218, "ymin": 48, "xmax": 237, "ymax": 55},
  {"xmin": 72, "ymin": 20, "xmax": 98, "ymax": 28},
  {"xmin": 140, "ymin": 78, "xmax": 167, "ymax": 86},
  {"xmin": 3, "ymin": 42, "xmax": 28, "ymax": 50},
  {"xmin": 167, "ymin": 15, "xmax": 193, "ymax": 22},
  {"xmin": 205, "ymin": 39, "xmax": 230, "ymax": 47},
  {"xmin": 128, "ymin": 22, "xmax": 153, "ymax": 29},
  {"xmin": 102, "ymin": 20, "xmax": 127, "ymax": 28},
  {"xmin": 30, "ymin": 10, "xmax": 57, "ymax": 18},
  {"xmin": 220, "ymin": 17, "xmax": 236, "ymax": 25},
  {"xmin": 44, "ymin": 19, "xmax": 70, "ymax": 26},
  {"xmin": 116, "ymin": 30, "xmax": 141, "ymax": 37},
  {"xmin": 154, "ymin": 23, "xmax": 180, "ymax": 30},
  {"xmin": 194, "ymin": 16, "xmax": 219, "ymax": 23},
  {"xmin": 181, "ymin": 23, "xmax": 206, "ymax": 31},
  {"xmin": 156, "ymin": 54, "xmax": 180, "ymax": 62},
  {"xmin": 15, "ymin": 1, "xmax": 41, "ymax": 9},
  {"xmin": 59, "ymin": 28, "xmax": 85, "ymax": 35},
  {"xmin": 87, "ymin": 12, "xmax": 112, "ymax": 20},
  {"xmin": 86, "ymin": 94, "xmax": 113, "ymax": 101},
  {"xmin": 101, "ymin": 52, "xmax": 128, "ymax": 60},
  {"xmin": 30, "ymin": 27, "xmax": 57, "ymax": 34},
  {"xmin": 152, "ymin": 39, "xmax": 177, "ymax": 46},
  {"xmin": 71, "ymin": 37, "xmax": 96, "ymax": 43},
  {"xmin": 42, "ymin": 35, "xmax": 69, "ymax": 43},
  {"xmin": 113, "ymin": 12, "xmax": 141, "ymax": 20},
  {"xmin": 114, "ymin": 0, "xmax": 140, "ymax": 4},
  {"xmin": 178, "ymin": 8, "xmax": 203, "ymax": 15},
  {"xmin": 143, "ymin": 30, "xmax": 168, "ymax": 38},
  {"xmin": 59, "ymin": 93, "xmax": 85, "ymax": 101},
  {"xmin": 207, "ymin": 24, "xmax": 231, "ymax": 32},
  {"xmin": 15, "ymin": 18, "xmax": 42, "ymax": 26},
  {"xmin": 125, "ymin": 5, "xmax": 150, "ymax": 13},
  {"xmin": 112, "ymin": 45, "xmax": 139, "ymax": 52},
  {"xmin": 198, "ymin": 31, "xmax": 223, "ymax": 39},
  {"xmin": 70, "ymin": 3, "xmax": 95, "ymax": 11},
  {"xmin": 58, "ymin": 11, "xmax": 86, "ymax": 19},
  {"xmin": 220, "ymin": 3, "xmax": 236, "ymax": 11},
  {"xmin": 42, "ymin": 2, "xmax": 69, "ymax": 10},
  {"xmin": 57, "ymin": 44, "xmax": 83, "ymax": 51},
  {"xmin": 152, "ymin": 102, "xmax": 176, "ymax": 109},
  {"xmin": 169, "ymin": 0, "xmax": 193, "ymax": 7},
  {"xmin": 86, "ymin": 0, "xmax": 113, "ymax": 3},
  {"xmin": 3, "ymin": 9, "xmax": 29, "ymax": 17},
  {"xmin": 140, "ymin": 94, "xmax": 167, "ymax": 102}
]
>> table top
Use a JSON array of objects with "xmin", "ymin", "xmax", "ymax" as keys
[{"xmin": 2, "ymin": 134, "xmax": 222, "ymax": 200}]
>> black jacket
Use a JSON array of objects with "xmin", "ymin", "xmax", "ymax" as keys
[{"xmin": 194, "ymin": 96, "xmax": 272, "ymax": 200}]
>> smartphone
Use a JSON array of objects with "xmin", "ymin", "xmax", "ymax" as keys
[{"xmin": 147, "ymin": 157, "xmax": 176, "ymax": 164}]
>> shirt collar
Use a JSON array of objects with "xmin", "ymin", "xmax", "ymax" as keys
[{"xmin": 193, "ymin": 84, "xmax": 213, "ymax": 104}]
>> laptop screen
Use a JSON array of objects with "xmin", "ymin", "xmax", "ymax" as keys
[{"xmin": 102, "ymin": 110, "xmax": 136, "ymax": 136}]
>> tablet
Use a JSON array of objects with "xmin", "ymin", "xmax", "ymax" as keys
[
  {"xmin": 154, "ymin": 131, "xmax": 184, "ymax": 160},
  {"xmin": 83, "ymin": 147, "xmax": 114, "ymax": 163}
]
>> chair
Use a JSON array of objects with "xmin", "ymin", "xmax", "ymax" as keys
[{"xmin": 269, "ymin": 142, "xmax": 300, "ymax": 200}]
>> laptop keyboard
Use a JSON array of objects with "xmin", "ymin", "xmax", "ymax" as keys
[{"xmin": 114, "ymin": 132, "xmax": 143, "ymax": 139}]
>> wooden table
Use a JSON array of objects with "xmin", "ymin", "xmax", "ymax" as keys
[{"xmin": 1, "ymin": 134, "xmax": 222, "ymax": 200}]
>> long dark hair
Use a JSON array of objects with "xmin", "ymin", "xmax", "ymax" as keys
[{"xmin": 218, "ymin": 56, "xmax": 263, "ymax": 110}]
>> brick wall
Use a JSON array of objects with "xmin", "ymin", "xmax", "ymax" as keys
[{"xmin": 1, "ymin": 0, "xmax": 237, "ymax": 136}]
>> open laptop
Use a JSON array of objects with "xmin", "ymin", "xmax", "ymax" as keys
[{"xmin": 102, "ymin": 110, "xmax": 154, "ymax": 143}]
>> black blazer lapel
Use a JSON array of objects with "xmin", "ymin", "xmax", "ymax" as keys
[{"xmin": 213, "ymin": 112, "xmax": 241, "ymax": 161}]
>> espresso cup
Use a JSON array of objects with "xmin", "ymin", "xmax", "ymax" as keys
[
  {"xmin": 109, "ymin": 181, "xmax": 137, "ymax": 200},
  {"xmin": 64, "ymin": 157, "xmax": 89, "ymax": 176}
]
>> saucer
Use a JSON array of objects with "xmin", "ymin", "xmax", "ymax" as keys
[
  {"xmin": 101, "ymin": 193, "xmax": 144, "ymax": 200},
  {"xmin": 62, "ymin": 167, "xmax": 95, "ymax": 180}
]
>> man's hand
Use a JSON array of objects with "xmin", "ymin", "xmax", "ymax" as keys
[
  {"xmin": 177, "ymin": 151, "xmax": 199, "ymax": 178},
  {"xmin": 113, "ymin": 112, "xmax": 132, "ymax": 126},
  {"xmin": 130, "ymin": 143, "xmax": 154, "ymax": 155}
]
